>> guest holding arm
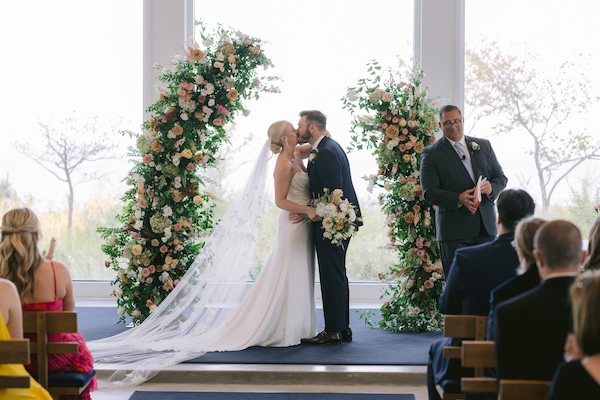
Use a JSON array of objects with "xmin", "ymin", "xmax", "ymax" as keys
[
  {"xmin": 0, "ymin": 208, "xmax": 96, "ymax": 400},
  {"xmin": 486, "ymin": 217, "xmax": 547, "ymax": 340},
  {"xmin": 548, "ymin": 270, "xmax": 600, "ymax": 399},
  {"xmin": 0, "ymin": 278, "xmax": 53, "ymax": 400},
  {"xmin": 420, "ymin": 105, "xmax": 508, "ymax": 277}
]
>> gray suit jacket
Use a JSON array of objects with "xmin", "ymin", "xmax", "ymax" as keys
[{"xmin": 420, "ymin": 135, "xmax": 507, "ymax": 242}]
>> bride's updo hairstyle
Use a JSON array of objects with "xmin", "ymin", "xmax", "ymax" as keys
[
  {"xmin": 0, "ymin": 208, "xmax": 43, "ymax": 301},
  {"xmin": 267, "ymin": 120, "xmax": 288, "ymax": 155}
]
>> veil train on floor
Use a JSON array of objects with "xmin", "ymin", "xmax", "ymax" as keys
[{"xmin": 88, "ymin": 140, "xmax": 273, "ymax": 385}]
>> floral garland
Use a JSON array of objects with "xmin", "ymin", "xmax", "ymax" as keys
[
  {"xmin": 343, "ymin": 61, "xmax": 444, "ymax": 332},
  {"xmin": 98, "ymin": 21, "xmax": 276, "ymax": 324}
]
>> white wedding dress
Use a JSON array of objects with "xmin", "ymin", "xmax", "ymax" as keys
[
  {"xmin": 89, "ymin": 142, "xmax": 316, "ymax": 385},
  {"xmin": 206, "ymin": 171, "xmax": 316, "ymax": 350}
]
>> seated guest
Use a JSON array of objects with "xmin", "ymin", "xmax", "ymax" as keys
[
  {"xmin": 0, "ymin": 208, "xmax": 97, "ymax": 400},
  {"xmin": 495, "ymin": 220, "xmax": 585, "ymax": 380},
  {"xmin": 0, "ymin": 278, "xmax": 52, "ymax": 400},
  {"xmin": 548, "ymin": 270, "xmax": 600, "ymax": 399},
  {"xmin": 583, "ymin": 215, "xmax": 600, "ymax": 271},
  {"xmin": 487, "ymin": 217, "xmax": 547, "ymax": 340},
  {"xmin": 427, "ymin": 189, "xmax": 535, "ymax": 400}
]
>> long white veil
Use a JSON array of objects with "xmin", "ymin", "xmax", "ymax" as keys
[{"xmin": 88, "ymin": 139, "xmax": 273, "ymax": 385}]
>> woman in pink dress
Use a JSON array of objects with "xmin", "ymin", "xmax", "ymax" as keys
[{"xmin": 0, "ymin": 208, "xmax": 97, "ymax": 400}]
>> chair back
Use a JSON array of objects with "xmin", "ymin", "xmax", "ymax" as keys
[
  {"xmin": 0, "ymin": 339, "xmax": 31, "ymax": 388},
  {"xmin": 22, "ymin": 311, "xmax": 82, "ymax": 392},
  {"xmin": 499, "ymin": 379, "xmax": 551, "ymax": 400}
]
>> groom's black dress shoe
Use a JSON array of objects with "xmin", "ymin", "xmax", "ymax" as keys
[
  {"xmin": 341, "ymin": 327, "xmax": 352, "ymax": 342},
  {"xmin": 301, "ymin": 330, "xmax": 342, "ymax": 345}
]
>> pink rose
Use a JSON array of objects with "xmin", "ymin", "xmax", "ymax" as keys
[
  {"xmin": 186, "ymin": 163, "xmax": 195, "ymax": 172},
  {"xmin": 213, "ymin": 118, "xmax": 223, "ymax": 126},
  {"xmin": 146, "ymin": 277, "xmax": 153, "ymax": 283},
  {"xmin": 143, "ymin": 154, "xmax": 153, "ymax": 164},
  {"xmin": 424, "ymin": 280, "xmax": 434, "ymax": 289},
  {"xmin": 424, "ymin": 241, "xmax": 431, "ymax": 248},
  {"xmin": 173, "ymin": 223, "xmax": 182, "ymax": 231},
  {"xmin": 159, "ymin": 245, "xmax": 168, "ymax": 253},
  {"xmin": 413, "ymin": 205, "xmax": 421, "ymax": 213}
]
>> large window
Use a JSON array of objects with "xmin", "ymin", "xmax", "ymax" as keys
[
  {"xmin": 196, "ymin": 0, "xmax": 414, "ymax": 281},
  {"xmin": 465, "ymin": 0, "xmax": 600, "ymax": 231},
  {"xmin": 0, "ymin": 1, "xmax": 143, "ymax": 279}
]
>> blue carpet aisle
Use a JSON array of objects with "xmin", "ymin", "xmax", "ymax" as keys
[
  {"xmin": 128, "ymin": 392, "xmax": 416, "ymax": 400},
  {"xmin": 77, "ymin": 307, "xmax": 440, "ymax": 365}
]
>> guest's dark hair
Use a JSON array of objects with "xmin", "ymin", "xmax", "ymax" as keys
[
  {"xmin": 439, "ymin": 105, "xmax": 462, "ymax": 119},
  {"xmin": 496, "ymin": 189, "xmax": 536, "ymax": 231},
  {"xmin": 570, "ymin": 270, "xmax": 600, "ymax": 355},
  {"xmin": 299, "ymin": 110, "xmax": 327, "ymax": 131},
  {"xmin": 534, "ymin": 220, "xmax": 582, "ymax": 270}
]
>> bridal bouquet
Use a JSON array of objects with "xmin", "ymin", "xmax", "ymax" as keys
[{"xmin": 313, "ymin": 188, "xmax": 360, "ymax": 247}]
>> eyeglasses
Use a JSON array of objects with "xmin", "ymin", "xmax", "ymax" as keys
[{"xmin": 442, "ymin": 119, "xmax": 463, "ymax": 128}]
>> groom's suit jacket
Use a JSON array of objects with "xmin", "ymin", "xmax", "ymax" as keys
[
  {"xmin": 307, "ymin": 136, "xmax": 362, "ymax": 227},
  {"xmin": 420, "ymin": 135, "xmax": 507, "ymax": 242},
  {"xmin": 307, "ymin": 136, "xmax": 361, "ymax": 333}
]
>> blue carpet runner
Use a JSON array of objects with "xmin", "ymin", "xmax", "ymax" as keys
[{"xmin": 78, "ymin": 307, "xmax": 440, "ymax": 365}]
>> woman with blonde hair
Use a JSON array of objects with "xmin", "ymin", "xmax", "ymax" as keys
[
  {"xmin": 0, "ymin": 208, "xmax": 96, "ymax": 400},
  {"xmin": 583, "ymin": 215, "xmax": 600, "ymax": 271},
  {"xmin": 549, "ymin": 270, "xmax": 600, "ymax": 399}
]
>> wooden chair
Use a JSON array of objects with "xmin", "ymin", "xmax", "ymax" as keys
[
  {"xmin": 436, "ymin": 315, "xmax": 489, "ymax": 400},
  {"xmin": 22, "ymin": 311, "xmax": 96, "ymax": 400},
  {"xmin": 460, "ymin": 340, "xmax": 497, "ymax": 394},
  {"xmin": 498, "ymin": 379, "xmax": 552, "ymax": 400},
  {"xmin": 0, "ymin": 339, "xmax": 31, "ymax": 389}
]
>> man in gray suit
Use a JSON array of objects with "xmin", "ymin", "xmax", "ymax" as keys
[{"xmin": 420, "ymin": 105, "xmax": 508, "ymax": 277}]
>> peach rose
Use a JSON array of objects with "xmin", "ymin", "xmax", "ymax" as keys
[
  {"xmin": 188, "ymin": 48, "xmax": 205, "ymax": 61},
  {"xmin": 226, "ymin": 89, "xmax": 239, "ymax": 101},
  {"xmin": 385, "ymin": 125, "xmax": 399, "ymax": 139},
  {"xmin": 171, "ymin": 125, "xmax": 184, "ymax": 136}
]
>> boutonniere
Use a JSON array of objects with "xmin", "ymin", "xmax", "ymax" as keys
[
  {"xmin": 308, "ymin": 149, "xmax": 318, "ymax": 163},
  {"xmin": 470, "ymin": 141, "xmax": 481, "ymax": 152}
]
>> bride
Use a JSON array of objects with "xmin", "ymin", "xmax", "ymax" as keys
[{"xmin": 89, "ymin": 120, "xmax": 318, "ymax": 384}]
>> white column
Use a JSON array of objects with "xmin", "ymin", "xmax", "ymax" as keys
[
  {"xmin": 414, "ymin": 0, "xmax": 465, "ymax": 111},
  {"xmin": 143, "ymin": 0, "xmax": 194, "ymax": 120}
]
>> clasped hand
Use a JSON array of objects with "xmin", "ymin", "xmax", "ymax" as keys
[{"xmin": 459, "ymin": 179, "xmax": 492, "ymax": 214}]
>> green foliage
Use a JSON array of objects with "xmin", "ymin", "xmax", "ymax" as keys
[
  {"xmin": 343, "ymin": 62, "xmax": 443, "ymax": 332},
  {"xmin": 98, "ymin": 21, "xmax": 276, "ymax": 324}
]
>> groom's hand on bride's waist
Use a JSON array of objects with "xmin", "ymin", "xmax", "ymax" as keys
[{"xmin": 289, "ymin": 212, "xmax": 306, "ymax": 224}]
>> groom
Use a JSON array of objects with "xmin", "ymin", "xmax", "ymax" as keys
[{"xmin": 297, "ymin": 110, "xmax": 363, "ymax": 345}]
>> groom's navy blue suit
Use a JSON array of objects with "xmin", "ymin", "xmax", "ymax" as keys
[{"xmin": 307, "ymin": 136, "xmax": 362, "ymax": 333}]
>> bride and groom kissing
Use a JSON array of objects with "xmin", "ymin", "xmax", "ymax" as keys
[{"xmin": 89, "ymin": 109, "xmax": 363, "ymax": 384}]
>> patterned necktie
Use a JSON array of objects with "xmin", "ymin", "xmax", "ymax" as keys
[{"xmin": 454, "ymin": 142, "xmax": 475, "ymax": 182}]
